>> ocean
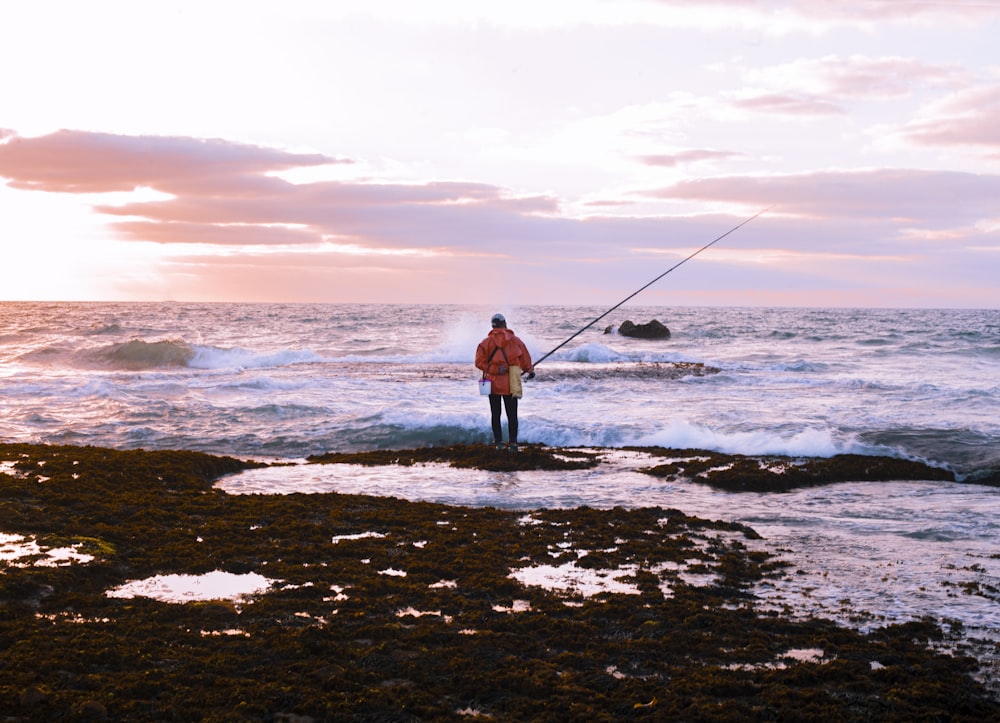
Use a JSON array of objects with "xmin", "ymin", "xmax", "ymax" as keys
[
  {"xmin": 3, "ymin": 301, "xmax": 1000, "ymax": 685},
  {"xmin": 2, "ymin": 302, "xmax": 997, "ymax": 477}
]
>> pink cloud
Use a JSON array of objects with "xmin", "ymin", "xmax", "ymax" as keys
[
  {"xmin": 647, "ymin": 169, "xmax": 1000, "ymax": 231},
  {"xmin": 109, "ymin": 221, "xmax": 321, "ymax": 246},
  {"xmin": 638, "ymin": 150, "xmax": 746, "ymax": 167},
  {"xmin": 0, "ymin": 129, "xmax": 561, "ymax": 252},
  {"xmin": 821, "ymin": 56, "xmax": 966, "ymax": 98},
  {"xmin": 757, "ymin": 55, "xmax": 969, "ymax": 100},
  {"xmin": 95, "ymin": 180, "xmax": 561, "ymax": 250},
  {"xmin": 583, "ymin": 199, "xmax": 636, "ymax": 208},
  {"xmin": 900, "ymin": 85, "xmax": 1000, "ymax": 152},
  {"xmin": 3, "ymin": 129, "xmax": 997, "ymax": 306},
  {"xmin": 789, "ymin": 0, "xmax": 997, "ymax": 21},
  {"xmin": 6, "ymin": 131, "xmax": 994, "ymax": 266},
  {"xmin": 650, "ymin": 0, "xmax": 997, "ymax": 22},
  {"xmin": 0, "ymin": 130, "xmax": 346, "ymax": 193},
  {"xmin": 732, "ymin": 93, "xmax": 844, "ymax": 116}
]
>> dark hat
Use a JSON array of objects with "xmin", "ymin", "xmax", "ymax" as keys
[{"xmin": 491, "ymin": 313, "xmax": 506, "ymax": 327}]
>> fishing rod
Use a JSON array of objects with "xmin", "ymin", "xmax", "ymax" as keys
[{"xmin": 532, "ymin": 206, "xmax": 771, "ymax": 368}]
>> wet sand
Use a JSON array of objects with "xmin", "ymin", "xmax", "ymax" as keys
[{"xmin": 1, "ymin": 442, "xmax": 997, "ymax": 720}]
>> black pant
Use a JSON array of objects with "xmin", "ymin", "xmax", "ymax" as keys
[{"xmin": 489, "ymin": 393, "xmax": 518, "ymax": 445}]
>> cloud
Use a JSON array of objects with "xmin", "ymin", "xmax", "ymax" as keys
[
  {"xmin": 898, "ymin": 85, "xmax": 1000, "ymax": 153},
  {"xmin": 650, "ymin": 0, "xmax": 998, "ymax": 24},
  {"xmin": 0, "ymin": 130, "xmax": 667, "ymax": 287},
  {"xmin": 583, "ymin": 199, "xmax": 638, "ymax": 208},
  {"xmin": 2, "ymin": 129, "xmax": 996, "ymax": 307},
  {"xmin": 96, "ymin": 180, "xmax": 563, "ymax": 251},
  {"xmin": 6, "ymin": 130, "xmax": 998, "ymax": 252},
  {"xmin": 6, "ymin": 131, "xmax": 998, "ymax": 248},
  {"xmin": 746, "ymin": 55, "xmax": 968, "ymax": 100},
  {"xmin": 107, "ymin": 221, "xmax": 321, "ymax": 247},
  {"xmin": 0, "ymin": 130, "xmax": 563, "ymax": 252},
  {"xmin": 650, "ymin": 169, "xmax": 1000, "ymax": 226},
  {"xmin": 731, "ymin": 93, "xmax": 845, "ymax": 116},
  {"xmin": 638, "ymin": 150, "xmax": 747, "ymax": 167},
  {"xmin": 783, "ymin": 0, "xmax": 998, "ymax": 22},
  {"xmin": 0, "ymin": 130, "xmax": 346, "ymax": 193}
]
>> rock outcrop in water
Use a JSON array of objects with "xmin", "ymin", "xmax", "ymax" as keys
[
  {"xmin": 605, "ymin": 319, "xmax": 671, "ymax": 339},
  {"xmin": 632, "ymin": 448, "xmax": 956, "ymax": 492}
]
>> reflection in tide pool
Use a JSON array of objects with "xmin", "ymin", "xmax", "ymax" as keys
[
  {"xmin": 0, "ymin": 533, "xmax": 96, "ymax": 567},
  {"xmin": 106, "ymin": 571, "xmax": 276, "ymax": 604}
]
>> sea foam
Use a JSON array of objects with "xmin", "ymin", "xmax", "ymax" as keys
[
  {"xmin": 188, "ymin": 345, "xmax": 323, "ymax": 370},
  {"xmin": 638, "ymin": 421, "xmax": 848, "ymax": 458}
]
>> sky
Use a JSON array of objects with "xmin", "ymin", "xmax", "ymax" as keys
[{"xmin": 1, "ymin": 0, "xmax": 999, "ymax": 307}]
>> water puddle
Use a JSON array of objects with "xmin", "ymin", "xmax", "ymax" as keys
[
  {"xmin": 106, "ymin": 571, "xmax": 277, "ymax": 604},
  {"xmin": 0, "ymin": 533, "xmax": 96, "ymax": 567},
  {"xmin": 511, "ymin": 560, "xmax": 642, "ymax": 597}
]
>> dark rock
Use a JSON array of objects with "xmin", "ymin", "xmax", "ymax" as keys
[
  {"xmin": 20, "ymin": 686, "xmax": 49, "ymax": 707},
  {"xmin": 77, "ymin": 700, "xmax": 108, "ymax": 720},
  {"xmin": 308, "ymin": 443, "xmax": 599, "ymax": 472},
  {"xmin": 636, "ymin": 449, "xmax": 955, "ymax": 492},
  {"xmin": 618, "ymin": 319, "xmax": 671, "ymax": 339}
]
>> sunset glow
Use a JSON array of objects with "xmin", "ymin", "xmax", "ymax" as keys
[{"xmin": 1, "ymin": 1, "xmax": 998, "ymax": 306}]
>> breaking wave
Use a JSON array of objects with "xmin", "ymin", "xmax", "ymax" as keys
[
  {"xmin": 187, "ymin": 346, "xmax": 323, "ymax": 370},
  {"xmin": 101, "ymin": 340, "xmax": 323, "ymax": 370},
  {"xmin": 105, "ymin": 340, "xmax": 195, "ymax": 369},
  {"xmin": 636, "ymin": 421, "xmax": 851, "ymax": 458}
]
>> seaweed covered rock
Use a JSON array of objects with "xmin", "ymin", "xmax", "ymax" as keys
[
  {"xmin": 634, "ymin": 448, "xmax": 956, "ymax": 492},
  {"xmin": 1, "ymin": 442, "xmax": 997, "ymax": 720},
  {"xmin": 307, "ymin": 443, "xmax": 599, "ymax": 472}
]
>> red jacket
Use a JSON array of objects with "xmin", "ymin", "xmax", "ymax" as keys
[{"xmin": 475, "ymin": 328, "xmax": 533, "ymax": 396}]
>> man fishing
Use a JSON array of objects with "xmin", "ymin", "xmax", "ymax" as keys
[
  {"xmin": 475, "ymin": 313, "xmax": 534, "ymax": 453},
  {"xmin": 472, "ymin": 212, "xmax": 769, "ymax": 453}
]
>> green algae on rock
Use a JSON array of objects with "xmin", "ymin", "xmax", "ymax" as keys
[{"xmin": 2, "ymin": 443, "xmax": 997, "ymax": 720}]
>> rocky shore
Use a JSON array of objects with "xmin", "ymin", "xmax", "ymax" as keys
[{"xmin": 1, "ymin": 443, "xmax": 997, "ymax": 720}]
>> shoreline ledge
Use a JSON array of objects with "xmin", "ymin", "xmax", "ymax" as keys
[
  {"xmin": 308, "ymin": 443, "xmax": 965, "ymax": 491},
  {"xmin": 2, "ymin": 442, "xmax": 997, "ymax": 720}
]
